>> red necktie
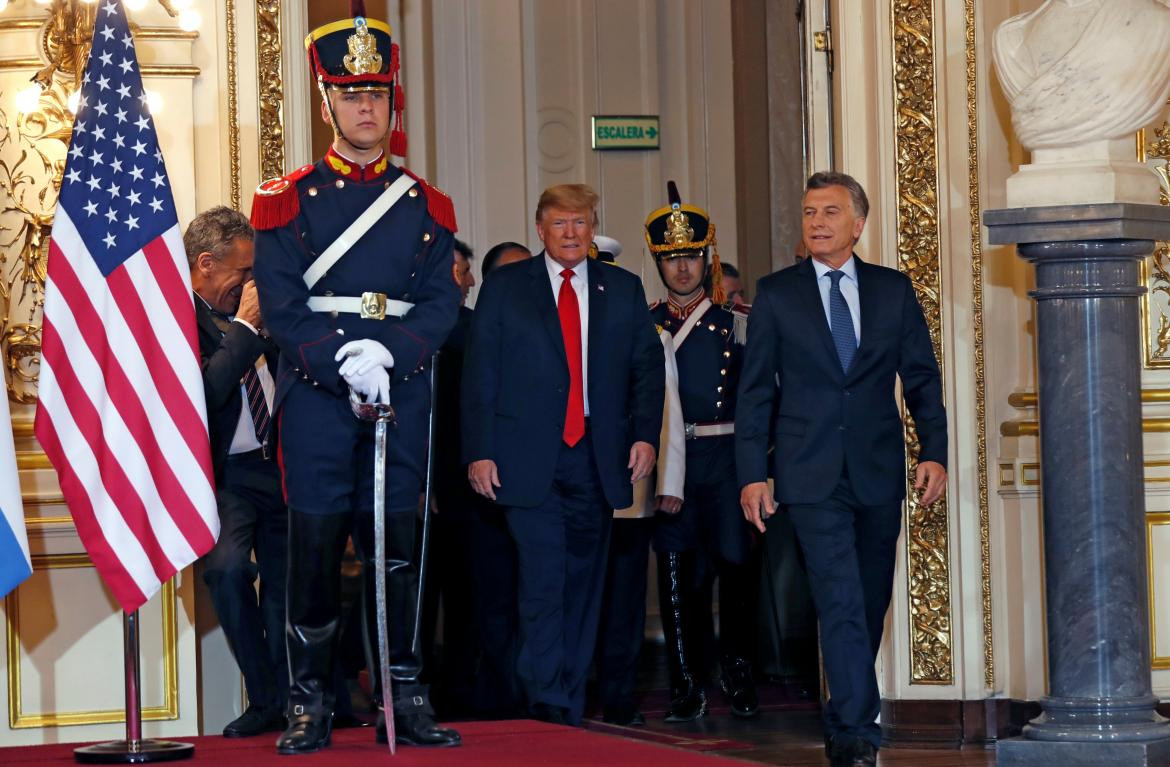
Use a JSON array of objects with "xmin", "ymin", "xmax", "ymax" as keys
[{"xmin": 558, "ymin": 268, "xmax": 585, "ymax": 446}]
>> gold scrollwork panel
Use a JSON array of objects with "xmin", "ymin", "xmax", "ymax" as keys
[
  {"xmin": 255, "ymin": 0, "xmax": 284, "ymax": 181},
  {"xmin": 1140, "ymin": 124, "xmax": 1170, "ymax": 368},
  {"xmin": 5, "ymin": 554, "xmax": 178, "ymax": 728},
  {"xmin": 892, "ymin": 0, "xmax": 953, "ymax": 685}
]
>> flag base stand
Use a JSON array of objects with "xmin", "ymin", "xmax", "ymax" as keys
[
  {"xmin": 75, "ymin": 609, "xmax": 193, "ymax": 763},
  {"xmin": 74, "ymin": 740, "xmax": 193, "ymax": 764}
]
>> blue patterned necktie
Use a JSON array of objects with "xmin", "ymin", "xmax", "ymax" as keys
[{"xmin": 828, "ymin": 270, "xmax": 856, "ymax": 372}]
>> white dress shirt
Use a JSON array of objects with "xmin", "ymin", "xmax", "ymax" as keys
[
  {"xmin": 545, "ymin": 253, "xmax": 591, "ymax": 416},
  {"xmin": 812, "ymin": 255, "xmax": 861, "ymax": 345}
]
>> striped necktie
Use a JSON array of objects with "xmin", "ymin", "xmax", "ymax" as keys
[
  {"xmin": 210, "ymin": 308, "xmax": 271, "ymax": 449},
  {"xmin": 827, "ymin": 270, "xmax": 856, "ymax": 372}
]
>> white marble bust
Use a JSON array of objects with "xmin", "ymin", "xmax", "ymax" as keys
[
  {"xmin": 993, "ymin": 0, "xmax": 1170, "ymax": 205},
  {"xmin": 995, "ymin": 0, "xmax": 1170, "ymax": 150}
]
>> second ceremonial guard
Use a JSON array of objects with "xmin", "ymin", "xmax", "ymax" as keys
[
  {"xmin": 250, "ymin": 0, "xmax": 460, "ymax": 755},
  {"xmin": 646, "ymin": 183, "xmax": 758, "ymax": 722}
]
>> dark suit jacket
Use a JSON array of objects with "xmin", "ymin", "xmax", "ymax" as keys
[
  {"xmin": 194, "ymin": 295, "xmax": 280, "ymax": 483},
  {"xmin": 461, "ymin": 254, "xmax": 665, "ymax": 510},
  {"xmin": 735, "ymin": 256, "xmax": 947, "ymax": 506}
]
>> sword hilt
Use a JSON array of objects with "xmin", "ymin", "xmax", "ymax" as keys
[{"xmin": 349, "ymin": 388, "xmax": 396, "ymax": 424}]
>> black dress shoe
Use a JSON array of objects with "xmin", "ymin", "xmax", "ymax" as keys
[
  {"xmin": 223, "ymin": 705, "xmax": 285, "ymax": 738},
  {"xmin": 829, "ymin": 736, "xmax": 877, "ymax": 766},
  {"xmin": 720, "ymin": 657, "xmax": 759, "ymax": 718},
  {"xmin": 530, "ymin": 703, "xmax": 570, "ymax": 726},
  {"xmin": 601, "ymin": 707, "xmax": 646, "ymax": 727},
  {"xmin": 375, "ymin": 692, "xmax": 462, "ymax": 748},
  {"xmin": 276, "ymin": 703, "xmax": 332, "ymax": 755},
  {"xmin": 849, "ymin": 740, "xmax": 877, "ymax": 766},
  {"xmin": 663, "ymin": 686, "xmax": 707, "ymax": 723}
]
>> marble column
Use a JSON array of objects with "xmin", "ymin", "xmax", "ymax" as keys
[{"xmin": 987, "ymin": 204, "xmax": 1170, "ymax": 767}]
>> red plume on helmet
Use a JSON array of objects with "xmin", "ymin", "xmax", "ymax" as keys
[{"xmin": 350, "ymin": 0, "xmax": 366, "ymax": 17}]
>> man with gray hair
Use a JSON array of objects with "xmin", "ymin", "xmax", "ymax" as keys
[{"xmin": 186, "ymin": 205, "xmax": 288, "ymax": 739}]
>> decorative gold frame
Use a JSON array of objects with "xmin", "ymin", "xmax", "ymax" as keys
[
  {"xmin": 256, "ymin": 0, "xmax": 285, "ymax": 180},
  {"xmin": 226, "ymin": 0, "xmax": 241, "ymax": 210},
  {"xmin": 1138, "ymin": 125, "xmax": 1170, "ymax": 368},
  {"xmin": 964, "ymin": 0, "xmax": 993, "ymax": 690},
  {"xmin": 892, "ymin": 0, "xmax": 953, "ymax": 685},
  {"xmin": 6, "ymin": 554, "xmax": 179, "ymax": 728}
]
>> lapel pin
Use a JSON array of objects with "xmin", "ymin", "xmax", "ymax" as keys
[{"xmin": 597, "ymin": 284, "xmax": 605, "ymax": 292}]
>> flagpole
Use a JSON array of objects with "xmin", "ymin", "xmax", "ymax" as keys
[{"xmin": 74, "ymin": 603, "xmax": 194, "ymax": 763}]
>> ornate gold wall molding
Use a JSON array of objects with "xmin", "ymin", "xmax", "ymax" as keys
[
  {"xmin": 226, "ymin": 0, "xmax": 241, "ymax": 210},
  {"xmin": 1139, "ymin": 123, "xmax": 1170, "ymax": 367},
  {"xmin": 256, "ymin": 0, "xmax": 285, "ymax": 181},
  {"xmin": 6, "ymin": 554, "xmax": 179, "ymax": 728},
  {"xmin": 964, "ymin": 0, "xmax": 993, "ymax": 691},
  {"xmin": 892, "ymin": 0, "xmax": 953, "ymax": 685}
]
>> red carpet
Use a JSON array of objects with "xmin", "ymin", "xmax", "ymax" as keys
[{"xmin": 0, "ymin": 720, "xmax": 757, "ymax": 766}]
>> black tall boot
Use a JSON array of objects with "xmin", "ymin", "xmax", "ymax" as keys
[
  {"xmin": 656, "ymin": 551, "xmax": 707, "ymax": 722},
  {"xmin": 276, "ymin": 509, "xmax": 351, "ymax": 755},
  {"xmin": 359, "ymin": 513, "xmax": 461, "ymax": 748},
  {"xmin": 717, "ymin": 558, "xmax": 760, "ymax": 718}
]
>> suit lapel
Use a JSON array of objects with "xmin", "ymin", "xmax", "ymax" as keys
[
  {"xmin": 845, "ymin": 255, "xmax": 881, "ymax": 382},
  {"xmin": 192, "ymin": 292, "xmax": 221, "ymax": 344},
  {"xmin": 531, "ymin": 252, "xmax": 568, "ymax": 368},
  {"xmin": 795, "ymin": 259, "xmax": 843, "ymax": 380}
]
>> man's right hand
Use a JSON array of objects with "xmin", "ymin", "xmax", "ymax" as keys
[
  {"xmin": 468, "ymin": 459, "xmax": 501, "ymax": 501},
  {"xmin": 236, "ymin": 280, "xmax": 262, "ymax": 328},
  {"xmin": 347, "ymin": 365, "xmax": 390, "ymax": 405},
  {"xmin": 740, "ymin": 481, "xmax": 775, "ymax": 534}
]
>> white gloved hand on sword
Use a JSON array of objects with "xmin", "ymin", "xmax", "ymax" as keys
[{"xmin": 336, "ymin": 340, "xmax": 394, "ymax": 404}]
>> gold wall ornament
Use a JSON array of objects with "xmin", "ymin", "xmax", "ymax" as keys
[
  {"xmin": 0, "ymin": 1, "xmax": 188, "ymax": 403},
  {"xmin": 0, "ymin": 83, "xmax": 72, "ymax": 403},
  {"xmin": 256, "ymin": 0, "xmax": 285, "ymax": 181},
  {"xmin": 1139, "ymin": 122, "xmax": 1170, "ymax": 368},
  {"xmin": 892, "ymin": 0, "xmax": 953, "ymax": 685},
  {"xmin": 964, "ymin": 0, "xmax": 994, "ymax": 691}
]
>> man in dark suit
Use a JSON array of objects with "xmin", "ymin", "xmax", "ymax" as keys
[
  {"xmin": 736, "ymin": 172, "xmax": 948, "ymax": 767},
  {"xmin": 462, "ymin": 184, "xmax": 664, "ymax": 726},
  {"xmin": 186, "ymin": 206, "xmax": 287, "ymax": 738}
]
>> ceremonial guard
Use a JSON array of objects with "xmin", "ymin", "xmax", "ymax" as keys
[
  {"xmin": 250, "ymin": 1, "xmax": 460, "ymax": 754},
  {"xmin": 646, "ymin": 183, "xmax": 758, "ymax": 722}
]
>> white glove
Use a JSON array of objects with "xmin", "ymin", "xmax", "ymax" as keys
[
  {"xmin": 335, "ymin": 339, "xmax": 394, "ymax": 377},
  {"xmin": 346, "ymin": 365, "xmax": 391, "ymax": 405}
]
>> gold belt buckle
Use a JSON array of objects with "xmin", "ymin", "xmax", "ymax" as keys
[{"xmin": 360, "ymin": 291, "xmax": 387, "ymax": 320}]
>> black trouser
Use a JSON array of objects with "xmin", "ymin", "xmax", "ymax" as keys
[
  {"xmin": 203, "ymin": 451, "xmax": 288, "ymax": 711},
  {"xmin": 505, "ymin": 428, "xmax": 612, "ymax": 726},
  {"xmin": 424, "ymin": 487, "xmax": 522, "ymax": 717},
  {"xmin": 786, "ymin": 474, "xmax": 902, "ymax": 749},
  {"xmin": 284, "ymin": 508, "xmax": 424, "ymax": 712},
  {"xmin": 596, "ymin": 517, "xmax": 654, "ymax": 713}
]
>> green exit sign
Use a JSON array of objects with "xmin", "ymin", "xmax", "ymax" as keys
[{"xmin": 591, "ymin": 115, "xmax": 660, "ymax": 151}]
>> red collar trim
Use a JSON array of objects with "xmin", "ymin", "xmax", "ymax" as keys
[
  {"xmin": 667, "ymin": 290, "xmax": 707, "ymax": 319},
  {"xmin": 325, "ymin": 147, "xmax": 390, "ymax": 182}
]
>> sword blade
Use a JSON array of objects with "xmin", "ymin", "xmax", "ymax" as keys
[{"xmin": 374, "ymin": 419, "xmax": 396, "ymax": 754}]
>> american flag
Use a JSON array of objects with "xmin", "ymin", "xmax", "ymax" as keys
[{"xmin": 34, "ymin": 0, "xmax": 218, "ymax": 613}]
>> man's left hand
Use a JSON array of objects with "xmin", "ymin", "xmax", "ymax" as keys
[
  {"xmin": 628, "ymin": 441, "xmax": 656, "ymax": 483},
  {"xmin": 915, "ymin": 461, "xmax": 947, "ymax": 506}
]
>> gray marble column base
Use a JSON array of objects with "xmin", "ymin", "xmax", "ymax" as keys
[{"xmin": 998, "ymin": 735, "xmax": 1170, "ymax": 767}]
